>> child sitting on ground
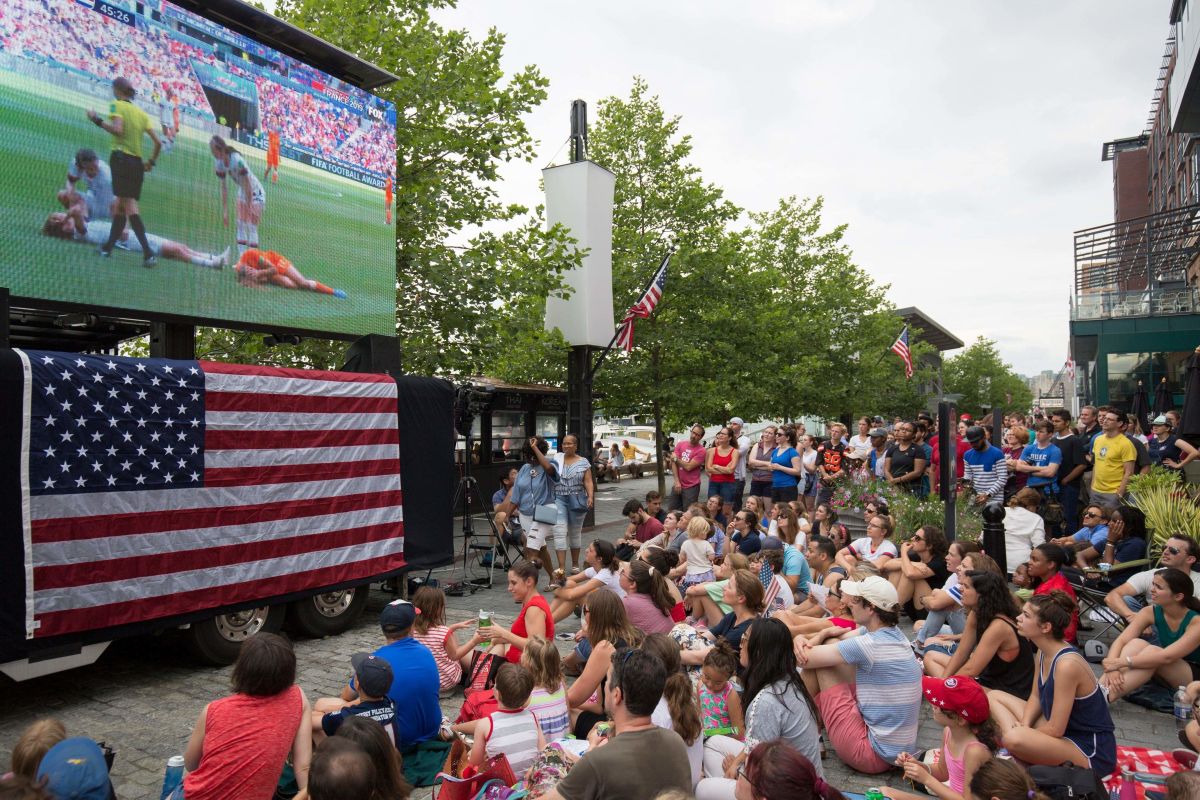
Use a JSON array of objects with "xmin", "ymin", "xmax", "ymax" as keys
[
  {"xmin": 679, "ymin": 517, "xmax": 717, "ymax": 590},
  {"xmin": 753, "ymin": 549, "xmax": 793, "ymax": 616},
  {"xmin": 1011, "ymin": 562, "xmax": 1034, "ymax": 601},
  {"xmin": 312, "ymin": 653, "xmax": 398, "ymax": 743},
  {"xmin": 883, "ymin": 675, "xmax": 996, "ymax": 800},
  {"xmin": 469, "ymin": 663, "xmax": 545, "ymax": 777},
  {"xmin": 8, "ymin": 718, "xmax": 66, "ymax": 780},
  {"xmin": 410, "ymin": 586, "xmax": 476, "ymax": 693},
  {"xmin": 521, "ymin": 636, "xmax": 570, "ymax": 744},
  {"xmin": 698, "ymin": 641, "xmax": 744, "ymax": 739}
]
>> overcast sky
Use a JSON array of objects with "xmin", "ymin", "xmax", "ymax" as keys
[{"xmin": 423, "ymin": 1, "xmax": 1170, "ymax": 375}]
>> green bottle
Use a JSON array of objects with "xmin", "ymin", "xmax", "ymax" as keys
[{"xmin": 865, "ymin": 789, "xmax": 885, "ymax": 800}]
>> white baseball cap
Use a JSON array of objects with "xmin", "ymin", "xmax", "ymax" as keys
[{"xmin": 840, "ymin": 575, "xmax": 900, "ymax": 612}]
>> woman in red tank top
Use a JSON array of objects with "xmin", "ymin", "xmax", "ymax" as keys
[
  {"xmin": 463, "ymin": 560, "xmax": 553, "ymax": 663},
  {"xmin": 705, "ymin": 426, "xmax": 741, "ymax": 511},
  {"xmin": 182, "ymin": 633, "xmax": 312, "ymax": 800}
]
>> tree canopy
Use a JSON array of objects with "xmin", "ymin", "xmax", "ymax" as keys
[{"xmin": 942, "ymin": 336, "xmax": 1034, "ymax": 419}]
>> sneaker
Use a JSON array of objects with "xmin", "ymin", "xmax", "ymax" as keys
[
  {"xmin": 97, "ymin": 247, "xmax": 111, "ymax": 257},
  {"xmin": 142, "ymin": 256, "xmax": 157, "ymax": 269},
  {"xmin": 1173, "ymin": 748, "xmax": 1198, "ymax": 769},
  {"xmin": 555, "ymin": 632, "xmax": 576, "ymax": 641},
  {"xmin": 218, "ymin": 246, "xmax": 231, "ymax": 270},
  {"xmin": 333, "ymin": 289, "xmax": 347, "ymax": 299}
]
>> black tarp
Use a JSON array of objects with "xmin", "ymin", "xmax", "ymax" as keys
[{"xmin": 394, "ymin": 375, "xmax": 455, "ymax": 569}]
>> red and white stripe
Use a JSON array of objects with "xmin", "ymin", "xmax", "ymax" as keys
[{"xmin": 25, "ymin": 361, "xmax": 404, "ymax": 638}]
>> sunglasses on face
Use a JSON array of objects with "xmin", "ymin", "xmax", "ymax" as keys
[
  {"xmin": 911, "ymin": 535, "xmax": 925, "ymax": 542},
  {"xmin": 1083, "ymin": 511, "xmax": 1101, "ymax": 519},
  {"xmin": 1165, "ymin": 546, "xmax": 1182, "ymax": 556}
]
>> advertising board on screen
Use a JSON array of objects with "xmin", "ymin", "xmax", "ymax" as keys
[{"xmin": 0, "ymin": 0, "xmax": 397, "ymax": 337}]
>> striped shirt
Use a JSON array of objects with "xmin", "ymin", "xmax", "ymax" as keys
[
  {"xmin": 837, "ymin": 626, "xmax": 922, "ymax": 763},
  {"xmin": 485, "ymin": 708, "xmax": 541, "ymax": 774},
  {"xmin": 963, "ymin": 445, "xmax": 1008, "ymax": 500},
  {"xmin": 527, "ymin": 683, "xmax": 570, "ymax": 742},
  {"xmin": 412, "ymin": 626, "xmax": 462, "ymax": 691}
]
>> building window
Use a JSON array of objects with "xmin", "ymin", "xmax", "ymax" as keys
[
  {"xmin": 535, "ymin": 414, "xmax": 561, "ymax": 453},
  {"xmin": 490, "ymin": 411, "xmax": 526, "ymax": 463},
  {"xmin": 1106, "ymin": 350, "xmax": 1189, "ymax": 405},
  {"xmin": 454, "ymin": 416, "xmax": 482, "ymax": 465}
]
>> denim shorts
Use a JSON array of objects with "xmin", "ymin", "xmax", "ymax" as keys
[{"xmin": 708, "ymin": 481, "xmax": 737, "ymax": 503}]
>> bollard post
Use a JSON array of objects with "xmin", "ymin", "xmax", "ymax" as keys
[{"xmin": 981, "ymin": 501, "xmax": 1007, "ymax": 575}]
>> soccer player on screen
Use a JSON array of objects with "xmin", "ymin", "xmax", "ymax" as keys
[
  {"xmin": 233, "ymin": 249, "xmax": 347, "ymax": 299},
  {"xmin": 264, "ymin": 129, "xmax": 280, "ymax": 183},
  {"xmin": 60, "ymin": 148, "xmax": 114, "ymax": 221},
  {"xmin": 86, "ymin": 76, "xmax": 161, "ymax": 268},
  {"xmin": 158, "ymin": 91, "xmax": 178, "ymax": 153},
  {"xmin": 42, "ymin": 210, "xmax": 229, "ymax": 270},
  {"xmin": 384, "ymin": 175, "xmax": 393, "ymax": 224},
  {"xmin": 210, "ymin": 135, "xmax": 265, "ymax": 255}
]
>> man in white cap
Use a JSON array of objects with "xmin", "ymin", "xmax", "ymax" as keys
[
  {"xmin": 728, "ymin": 417, "xmax": 751, "ymax": 513},
  {"xmin": 794, "ymin": 575, "xmax": 922, "ymax": 774}
]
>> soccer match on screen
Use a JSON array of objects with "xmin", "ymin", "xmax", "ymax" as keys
[{"xmin": 0, "ymin": 0, "xmax": 397, "ymax": 337}]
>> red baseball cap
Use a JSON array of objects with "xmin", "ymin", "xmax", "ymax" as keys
[{"xmin": 921, "ymin": 675, "xmax": 989, "ymax": 724}]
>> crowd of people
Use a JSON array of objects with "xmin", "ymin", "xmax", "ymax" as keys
[{"xmin": 6, "ymin": 407, "xmax": 1199, "ymax": 800}]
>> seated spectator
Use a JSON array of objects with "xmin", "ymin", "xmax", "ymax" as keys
[
  {"xmin": 776, "ymin": 577, "xmax": 855, "ymax": 641},
  {"xmin": 1104, "ymin": 534, "xmax": 1200, "ymax": 631},
  {"xmin": 312, "ymin": 653, "xmax": 397, "ymax": 744},
  {"xmin": 1100, "ymin": 567, "xmax": 1200, "ymax": 702},
  {"xmin": 0, "ymin": 774, "xmax": 53, "ymax": 800},
  {"xmin": 1090, "ymin": 506, "xmax": 1148, "ymax": 586},
  {"xmin": 469, "ymin": 663, "xmax": 544, "ymax": 776},
  {"xmin": 834, "ymin": 513, "xmax": 898, "ymax": 572},
  {"xmin": 306, "ymin": 738, "xmax": 375, "ymax": 800},
  {"xmin": 728, "ymin": 740, "xmax": 847, "ymax": 800},
  {"xmin": 787, "ymin": 536, "xmax": 846, "ymax": 619},
  {"xmin": 912, "ymin": 540, "xmax": 981, "ymax": 652},
  {"xmin": 565, "ymin": 589, "xmax": 640, "ymax": 739},
  {"xmin": 680, "ymin": 517, "xmax": 718, "ymax": 590},
  {"xmin": 1002, "ymin": 488, "xmax": 1046, "ymax": 575},
  {"xmin": 697, "ymin": 641, "xmax": 745, "ymax": 740},
  {"xmin": 490, "ymin": 466, "xmax": 523, "ymax": 549},
  {"xmin": 617, "ymin": 499, "xmax": 664, "ymax": 561},
  {"xmin": 1049, "ymin": 504, "xmax": 1109, "ymax": 564},
  {"xmin": 332, "ymin": 716, "xmax": 412, "ymax": 800},
  {"xmin": 754, "ymin": 549, "xmax": 794, "ymax": 617},
  {"xmin": 542, "ymin": 649, "xmax": 692, "ymax": 800},
  {"xmin": 1168, "ymin": 771, "xmax": 1200, "ymax": 800},
  {"xmin": 550, "ymin": 539, "xmax": 625, "ymax": 622},
  {"xmin": 795, "ymin": 576, "xmax": 922, "ymax": 774},
  {"xmin": 881, "ymin": 525, "xmax": 950, "ymax": 619},
  {"xmin": 679, "ymin": 569, "xmax": 766, "ymax": 665},
  {"xmin": 638, "ymin": 546, "xmax": 687, "ymax": 623},
  {"xmin": 410, "ymin": 586, "xmax": 475, "ymax": 693},
  {"xmin": 620, "ymin": 558, "xmax": 677, "ymax": 634},
  {"xmin": 521, "ymin": 636, "xmax": 571, "ymax": 743},
  {"xmin": 35, "ymin": 738, "xmax": 113, "ymax": 800},
  {"xmin": 322, "ymin": 600, "xmax": 440, "ymax": 752},
  {"xmin": 641, "ymin": 633, "xmax": 705, "ymax": 787},
  {"xmin": 8, "ymin": 719, "xmax": 66, "ymax": 780},
  {"xmin": 968, "ymin": 757, "xmax": 1051, "ymax": 800},
  {"xmin": 181, "ymin": 632, "xmax": 312, "ymax": 799},
  {"xmin": 728, "ymin": 509, "xmax": 762, "ymax": 556},
  {"xmin": 923, "ymin": 571, "xmax": 1034, "ymax": 699},
  {"xmin": 603, "ymin": 443, "xmax": 624, "ymax": 481},
  {"xmin": 988, "ymin": 591, "xmax": 1116, "ymax": 778},
  {"xmin": 1028, "ymin": 544, "xmax": 1078, "ymax": 643},
  {"xmin": 696, "ymin": 618, "xmax": 824, "ymax": 799},
  {"xmin": 465, "ymin": 561, "xmax": 552, "ymax": 664},
  {"xmin": 684, "ymin": 551, "xmax": 750, "ymax": 626},
  {"xmin": 639, "ymin": 510, "xmax": 686, "ymax": 555}
]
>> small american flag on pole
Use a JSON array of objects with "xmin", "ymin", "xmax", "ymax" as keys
[
  {"xmin": 1065, "ymin": 358, "xmax": 1076, "ymax": 383},
  {"xmin": 615, "ymin": 252, "xmax": 670, "ymax": 352},
  {"xmin": 891, "ymin": 326, "xmax": 913, "ymax": 379},
  {"xmin": 10, "ymin": 350, "xmax": 405, "ymax": 640}
]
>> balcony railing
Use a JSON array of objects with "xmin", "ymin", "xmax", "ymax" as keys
[
  {"xmin": 1074, "ymin": 202, "xmax": 1200, "ymax": 295},
  {"xmin": 1071, "ymin": 286, "xmax": 1200, "ymax": 320}
]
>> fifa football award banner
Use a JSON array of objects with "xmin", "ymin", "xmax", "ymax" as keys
[{"xmin": 0, "ymin": 0, "xmax": 397, "ymax": 338}]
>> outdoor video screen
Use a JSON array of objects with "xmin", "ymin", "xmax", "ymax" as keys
[{"xmin": 0, "ymin": 0, "xmax": 397, "ymax": 337}]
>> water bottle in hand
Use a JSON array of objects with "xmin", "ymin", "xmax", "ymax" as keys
[
  {"xmin": 1176, "ymin": 685, "xmax": 1192, "ymax": 730},
  {"xmin": 160, "ymin": 755, "xmax": 185, "ymax": 800}
]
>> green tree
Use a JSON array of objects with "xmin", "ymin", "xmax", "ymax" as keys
[
  {"xmin": 191, "ymin": 0, "xmax": 580, "ymax": 374},
  {"xmin": 943, "ymin": 336, "xmax": 1033, "ymax": 418}
]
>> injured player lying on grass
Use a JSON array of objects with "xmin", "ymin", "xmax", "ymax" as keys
[
  {"xmin": 41, "ymin": 209, "xmax": 228, "ymax": 270},
  {"xmin": 233, "ymin": 249, "xmax": 347, "ymax": 299}
]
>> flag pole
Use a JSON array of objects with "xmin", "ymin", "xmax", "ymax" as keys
[{"xmin": 585, "ymin": 246, "xmax": 674, "ymax": 385}]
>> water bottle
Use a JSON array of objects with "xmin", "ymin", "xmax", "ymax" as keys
[
  {"xmin": 1176, "ymin": 685, "xmax": 1192, "ymax": 730},
  {"xmin": 1118, "ymin": 768, "xmax": 1137, "ymax": 800},
  {"xmin": 159, "ymin": 755, "xmax": 184, "ymax": 800}
]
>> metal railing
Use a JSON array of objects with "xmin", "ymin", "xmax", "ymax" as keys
[{"xmin": 1071, "ymin": 286, "xmax": 1200, "ymax": 320}]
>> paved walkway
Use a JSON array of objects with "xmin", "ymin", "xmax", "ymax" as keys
[{"xmin": 0, "ymin": 475, "xmax": 1181, "ymax": 796}]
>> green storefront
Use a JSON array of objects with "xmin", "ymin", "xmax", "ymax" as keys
[{"xmin": 1071, "ymin": 312, "xmax": 1198, "ymax": 409}]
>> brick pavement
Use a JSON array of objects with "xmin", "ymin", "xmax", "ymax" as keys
[{"xmin": 0, "ymin": 475, "xmax": 1180, "ymax": 797}]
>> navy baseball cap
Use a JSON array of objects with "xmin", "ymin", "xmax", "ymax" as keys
[
  {"xmin": 37, "ymin": 738, "xmax": 112, "ymax": 800},
  {"xmin": 351, "ymin": 652, "xmax": 394, "ymax": 697},
  {"xmin": 379, "ymin": 599, "xmax": 417, "ymax": 632}
]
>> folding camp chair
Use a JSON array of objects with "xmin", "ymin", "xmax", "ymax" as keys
[{"xmin": 1067, "ymin": 558, "xmax": 1151, "ymax": 643}]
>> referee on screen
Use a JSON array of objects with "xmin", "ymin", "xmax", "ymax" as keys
[{"xmin": 87, "ymin": 77, "xmax": 162, "ymax": 268}]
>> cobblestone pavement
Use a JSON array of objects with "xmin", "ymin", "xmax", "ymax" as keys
[{"xmin": 0, "ymin": 475, "xmax": 1180, "ymax": 797}]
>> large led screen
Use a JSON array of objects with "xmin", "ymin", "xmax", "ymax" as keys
[{"xmin": 0, "ymin": 0, "xmax": 397, "ymax": 337}]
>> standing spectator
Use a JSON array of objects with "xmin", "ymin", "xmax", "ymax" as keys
[
  {"xmin": 1149, "ymin": 414, "xmax": 1199, "ymax": 475},
  {"xmin": 87, "ymin": 77, "xmax": 161, "ymax": 267},
  {"xmin": 883, "ymin": 421, "xmax": 927, "ymax": 495},
  {"xmin": 814, "ymin": 425, "xmax": 847, "ymax": 507},
  {"xmin": 1050, "ymin": 409, "xmax": 1086, "ymax": 533},
  {"xmin": 867, "ymin": 426, "xmax": 890, "ymax": 481},
  {"xmin": 1002, "ymin": 488, "xmax": 1046, "ymax": 575},
  {"xmin": 545, "ymin": 649, "xmax": 692, "ymax": 800},
  {"xmin": 767, "ymin": 427, "xmax": 803, "ymax": 505},
  {"xmin": 181, "ymin": 633, "xmax": 312, "ymax": 800},
  {"xmin": 672, "ymin": 425, "xmax": 708, "ymax": 511},
  {"xmin": 796, "ymin": 576, "xmax": 923, "ymax": 774},
  {"xmin": 963, "ymin": 426, "xmax": 1007, "ymax": 506},
  {"xmin": 912, "ymin": 421, "xmax": 934, "ymax": 498},
  {"xmin": 746, "ymin": 426, "xmax": 777, "ymax": 513},
  {"xmin": 509, "ymin": 437, "xmax": 559, "ymax": 571},
  {"xmin": 706, "ymin": 426, "xmax": 741, "ymax": 512},
  {"xmin": 319, "ymin": 600, "xmax": 440, "ymax": 752},
  {"xmin": 1009, "ymin": 420, "xmax": 1062, "ymax": 501},
  {"xmin": 553, "ymin": 434, "xmax": 595, "ymax": 575},
  {"xmin": 1001, "ymin": 426, "xmax": 1030, "ymax": 496},
  {"xmin": 848, "ymin": 417, "xmax": 873, "ymax": 461},
  {"xmin": 729, "ymin": 417, "xmax": 753, "ymax": 512},
  {"xmin": 646, "ymin": 490, "xmax": 667, "ymax": 522},
  {"xmin": 1121, "ymin": 416, "xmax": 1153, "ymax": 476},
  {"xmin": 796, "ymin": 434, "xmax": 820, "ymax": 519},
  {"xmin": 1089, "ymin": 409, "xmax": 1135, "ymax": 508}
]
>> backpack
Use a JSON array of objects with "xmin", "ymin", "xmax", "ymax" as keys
[{"xmin": 1028, "ymin": 765, "xmax": 1106, "ymax": 800}]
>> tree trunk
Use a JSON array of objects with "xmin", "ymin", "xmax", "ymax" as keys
[{"xmin": 652, "ymin": 343, "xmax": 666, "ymax": 496}]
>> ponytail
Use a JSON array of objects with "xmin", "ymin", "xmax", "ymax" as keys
[
  {"xmin": 640, "ymin": 633, "xmax": 701, "ymax": 746},
  {"xmin": 970, "ymin": 756, "xmax": 1052, "ymax": 800},
  {"xmin": 629, "ymin": 558, "xmax": 673, "ymax": 616},
  {"xmin": 1158, "ymin": 567, "xmax": 1200, "ymax": 613}
]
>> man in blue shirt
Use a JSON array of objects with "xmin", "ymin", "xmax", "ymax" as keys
[
  {"xmin": 962, "ymin": 426, "xmax": 1007, "ymax": 505},
  {"xmin": 1051, "ymin": 504, "xmax": 1110, "ymax": 567},
  {"xmin": 1007, "ymin": 420, "xmax": 1062, "ymax": 494},
  {"xmin": 342, "ymin": 600, "xmax": 441, "ymax": 751}
]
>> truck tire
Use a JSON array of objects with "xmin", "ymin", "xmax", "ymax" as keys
[
  {"xmin": 288, "ymin": 585, "xmax": 370, "ymax": 638},
  {"xmin": 186, "ymin": 605, "xmax": 286, "ymax": 666}
]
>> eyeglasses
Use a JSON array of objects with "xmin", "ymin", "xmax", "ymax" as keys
[
  {"xmin": 735, "ymin": 763, "xmax": 749, "ymax": 781},
  {"xmin": 911, "ymin": 535, "xmax": 925, "ymax": 542},
  {"xmin": 1165, "ymin": 546, "xmax": 1182, "ymax": 556},
  {"xmin": 582, "ymin": 606, "xmax": 591, "ymax": 614},
  {"xmin": 1083, "ymin": 511, "xmax": 1101, "ymax": 519}
]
